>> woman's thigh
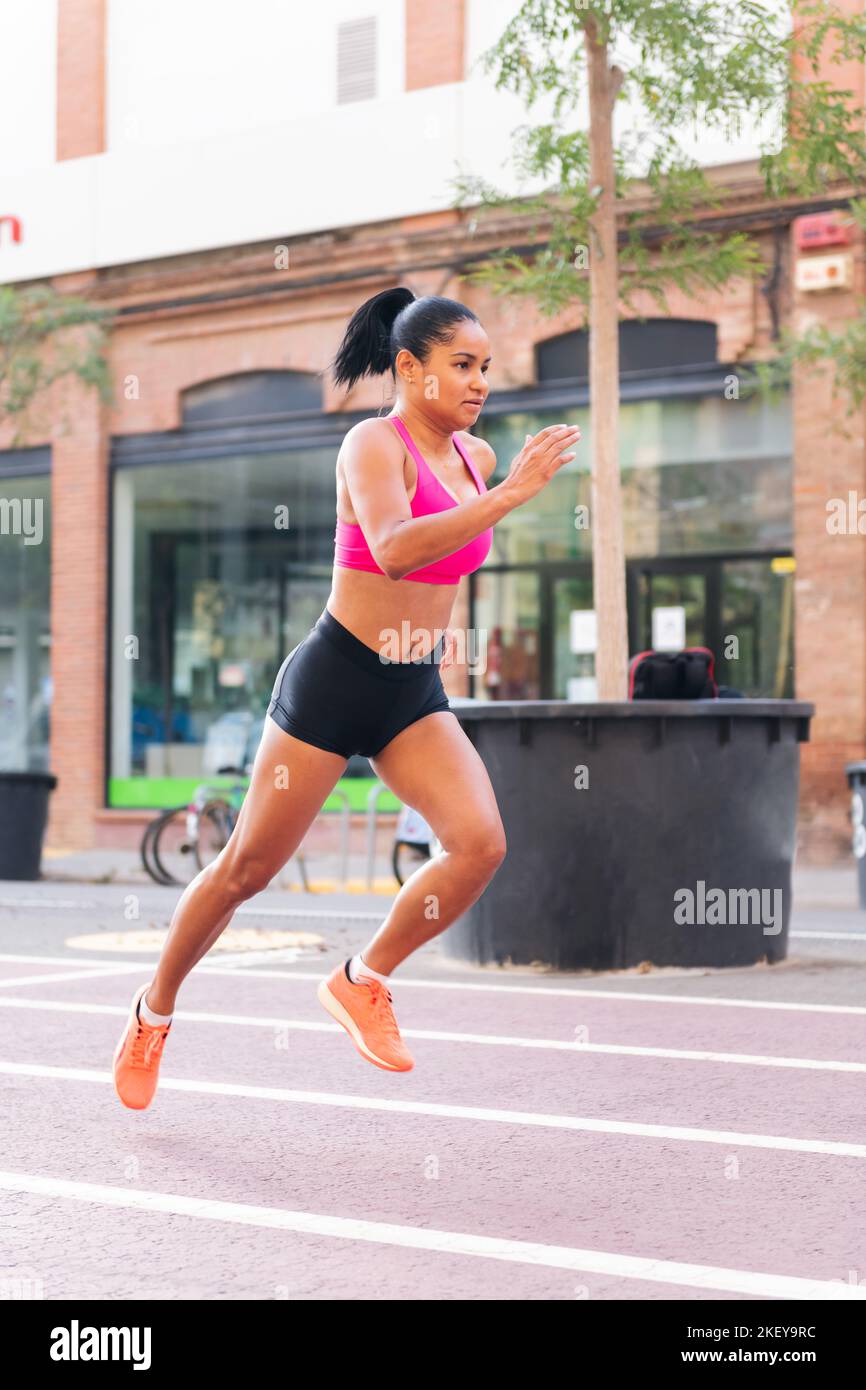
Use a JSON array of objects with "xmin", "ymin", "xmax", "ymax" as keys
[
  {"xmin": 369, "ymin": 710, "xmax": 506, "ymax": 861},
  {"xmin": 218, "ymin": 715, "xmax": 348, "ymax": 890}
]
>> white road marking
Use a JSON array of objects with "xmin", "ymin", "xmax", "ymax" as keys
[
  {"xmin": 791, "ymin": 931, "xmax": 866, "ymax": 941},
  {"xmin": 0, "ymin": 968, "xmax": 150, "ymax": 989},
  {"xmin": 0, "ymin": 898, "xmax": 382, "ymax": 922},
  {"xmin": 1, "ymin": 1060, "xmax": 864, "ymax": 1158},
  {"xmin": 0, "ymin": 951, "xmax": 865, "ymax": 1013},
  {"xmin": 0, "ymin": 953, "xmax": 160, "ymax": 967},
  {"xmin": 236, "ymin": 905, "xmax": 382, "ymax": 921},
  {"xmin": 0, "ymin": 1169, "xmax": 860, "ymax": 1299},
  {"xmin": 0, "ymin": 899, "xmax": 99, "ymax": 910},
  {"xmin": 1, "ymin": 995, "xmax": 863, "ymax": 1075},
  {"xmin": 192, "ymin": 948, "xmax": 323, "ymax": 967}
]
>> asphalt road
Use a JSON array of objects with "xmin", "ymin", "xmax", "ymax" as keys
[{"xmin": 1, "ymin": 869, "xmax": 865, "ymax": 1301}]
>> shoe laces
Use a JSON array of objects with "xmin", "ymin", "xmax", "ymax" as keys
[
  {"xmin": 363, "ymin": 979, "xmax": 400, "ymax": 1038},
  {"xmin": 129, "ymin": 1019, "xmax": 168, "ymax": 1069}
]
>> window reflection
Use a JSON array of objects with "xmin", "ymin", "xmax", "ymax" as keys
[
  {"xmin": 720, "ymin": 559, "xmax": 794, "ymax": 698},
  {"xmin": 470, "ymin": 389, "xmax": 794, "ymax": 702},
  {"xmin": 0, "ymin": 472, "xmax": 51, "ymax": 772},
  {"xmin": 477, "ymin": 391, "xmax": 792, "ymax": 562},
  {"xmin": 107, "ymin": 386, "xmax": 795, "ymax": 799},
  {"xmin": 111, "ymin": 449, "xmax": 335, "ymax": 800},
  {"xmin": 472, "ymin": 569, "xmax": 541, "ymax": 700}
]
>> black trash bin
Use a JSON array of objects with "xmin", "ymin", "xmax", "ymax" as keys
[
  {"xmin": 446, "ymin": 700, "xmax": 813, "ymax": 971},
  {"xmin": 0, "ymin": 772, "xmax": 59, "ymax": 880},
  {"xmin": 844, "ymin": 761, "xmax": 866, "ymax": 908}
]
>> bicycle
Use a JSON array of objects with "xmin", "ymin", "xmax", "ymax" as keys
[
  {"xmin": 392, "ymin": 803, "xmax": 441, "ymax": 886},
  {"xmin": 141, "ymin": 765, "xmax": 309, "ymax": 890}
]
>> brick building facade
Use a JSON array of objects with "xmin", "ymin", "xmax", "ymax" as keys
[{"xmin": 1, "ymin": 0, "xmax": 864, "ymax": 864}]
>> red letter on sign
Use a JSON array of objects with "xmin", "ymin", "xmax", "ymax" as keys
[{"xmin": 0, "ymin": 215, "xmax": 23, "ymax": 244}]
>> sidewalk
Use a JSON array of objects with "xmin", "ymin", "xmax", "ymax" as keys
[
  {"xmin": 40, "ymin": 845, "xmax": 401, "ymax": 901},
  {"xmin": 36, "ymin": 845, "xmax": 866, "ymax": 914}
]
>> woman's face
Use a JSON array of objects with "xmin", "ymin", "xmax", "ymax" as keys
[{"xmin": 397, "ymin": 318, "xmax": 491, "ymax": 429}]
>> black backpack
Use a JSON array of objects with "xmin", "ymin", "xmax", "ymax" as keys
[{"xmin": 628, "ymin": 647, "xmax": 718, "ymax": 700}]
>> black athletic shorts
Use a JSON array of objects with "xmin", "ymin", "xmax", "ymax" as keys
[{"xmin": 266, "ymin": 607, "xmax": 452, "ymax": 759}]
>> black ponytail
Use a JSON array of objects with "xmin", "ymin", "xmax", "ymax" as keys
[{"xmin": 330, "ymin": 287, "xmax": 479, "ymax": 393}]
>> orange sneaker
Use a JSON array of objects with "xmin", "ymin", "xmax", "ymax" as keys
[
  {"xmin": 317, "ymin": 961, "xmax": 414, "ymax": 1072},
  {"xmin": 113, "ymin": 983, "xmax": 172, "ymax": 1110}
]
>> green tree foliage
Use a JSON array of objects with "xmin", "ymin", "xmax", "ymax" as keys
[
  {"xmin": 0, "ymin": 283, "xmax": 115, "ymax": 446},
  {"xmin": 452, "ymin": 0, "xmax": 866, "ymax": 401}
]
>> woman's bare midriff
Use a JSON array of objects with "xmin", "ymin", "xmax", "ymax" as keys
[
  {"xmin": 325, "ymin": 427, "xmax": 477, "ymax": 661},
  {"xmin": 326, "ymin": 566, "xmax": 459, "ymax": 661}
]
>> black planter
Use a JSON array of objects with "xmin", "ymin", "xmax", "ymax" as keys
[
  {"xmin": 444, "ymin": 701, "xmax": 814, "ymax": 971},
  {"xmin": 0, "ymin": 771, "xmax": 59, "ymax": 881}
]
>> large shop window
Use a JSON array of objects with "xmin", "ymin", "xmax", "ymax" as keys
[
  {"xmin": 110, "ymin": 444, "xmax": 336, "ymax": 807},
  {"xmin": 471, "ymin": 387, "xmax": 793, "ymax": 701},
  {"xmin": 477, "ymin": 391, "xmax": 792, "ymax": 564},
  {"xmin": 0, "ymin": 459, "xmax": 51, "ymax": 772}
]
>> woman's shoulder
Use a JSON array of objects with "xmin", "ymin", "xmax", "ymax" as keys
[
  {"xmin": 456, "ymin": 430, "xmax": 497, "ymax": 483},
  {"xmin": 338, "ymin": 416, "xmax": 405, "ymax": 467},
  {"xmin": 344, "ymin": 415, "xmax": 401, "ymax": 444}
]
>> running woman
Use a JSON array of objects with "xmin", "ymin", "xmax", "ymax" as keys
[{"xmin": 113, "ymin": 287, "xmax": 580, "ymax": 1106}]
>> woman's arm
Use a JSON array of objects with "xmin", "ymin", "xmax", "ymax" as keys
[
  {"xmin": 341, "ymin": 419, "xmax": 580, "ymax": 581},
  {"xmin": 340, "ymin": 419, "xmax": 513, "ymax": 580}
]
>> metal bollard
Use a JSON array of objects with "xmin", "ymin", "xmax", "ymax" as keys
[
  {"xmin": 332, "ymin": 788, "xmax": 351, "ymax": 888},
  {"xmin": 365, "ymin": 780, "xmax": 392, "ymax": 890}
]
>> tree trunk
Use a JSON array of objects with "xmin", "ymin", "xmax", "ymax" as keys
[{"xmin": 584, "ymin": 15, "xmax": 628, "ymax": 699}]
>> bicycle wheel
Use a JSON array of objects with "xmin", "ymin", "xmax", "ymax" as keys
[
  {"xmin": 151, "ymin": 806, "xmax": 199, "ymax": 886},
  {"xmin": 193, "ymin": 799, "xmax": 235, "ymax": 872},
  {"xmin": 392, "ymin": 839, "xmax": 431, "ymax": 887},
  {"xmin": 141, "ymin": 813, "xmax": 174, "ymax": 885}
]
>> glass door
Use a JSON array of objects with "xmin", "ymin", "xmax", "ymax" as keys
[
  {"xmin": 550, "ymin": 572, "xmax": 596, "ymax": 699},
  {"xmin": 629, "ymin": 560, "xmax": 715, "ymax": 659},
  {"xmin": 470, "ymin": 568, "xmax": 542, "ymax": 699},
  {"xmin": 719, "ymin": 557, "xmax": 794, "ymax": 697},
  {"xmin": 628, "ymin": 555, "xmax": 793, "ymax": 696}
]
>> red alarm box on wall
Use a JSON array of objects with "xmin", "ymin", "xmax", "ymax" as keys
[{"xmin": 794, "ymin": 212, "xmax": 852, "ymax": 250}]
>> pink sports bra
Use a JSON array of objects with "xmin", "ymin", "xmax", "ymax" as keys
[{"xmin": 333, "ymin": 415, "xmax": 494, "ymax": 585}]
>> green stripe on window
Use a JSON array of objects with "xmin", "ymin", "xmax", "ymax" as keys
[{"xmin": 108, "ymin": 777, "xmax": 401, "ymax": 813}]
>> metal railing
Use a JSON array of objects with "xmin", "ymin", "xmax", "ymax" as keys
[
  {"xmin": 365, "ymin": 780, "xmax": 393, "ymax": 890},
  {"xmin": 326, "ymin": 788, "xmax": 352, "ymax": 889}
]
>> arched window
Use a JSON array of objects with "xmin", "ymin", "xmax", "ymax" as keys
[
  {"xmin": 536, "ymin": 320, "xmax": 719, "ymax": 382},
  {"xmin": 180, "ymin": 370, "xmax": 322, "ymax": 426}
]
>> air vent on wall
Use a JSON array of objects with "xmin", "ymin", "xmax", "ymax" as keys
[{"xmin": 337, "ymin": 17, "xmax": 377, "ymax": 104}]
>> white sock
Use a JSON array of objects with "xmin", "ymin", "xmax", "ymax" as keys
[
  {"xmin": 138, "ymin": 988, "xmax": 173, "ymax": 1027},
  {"xmin": 347, "ymin": 954, "xmax": 391, "ymax": 988}
]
